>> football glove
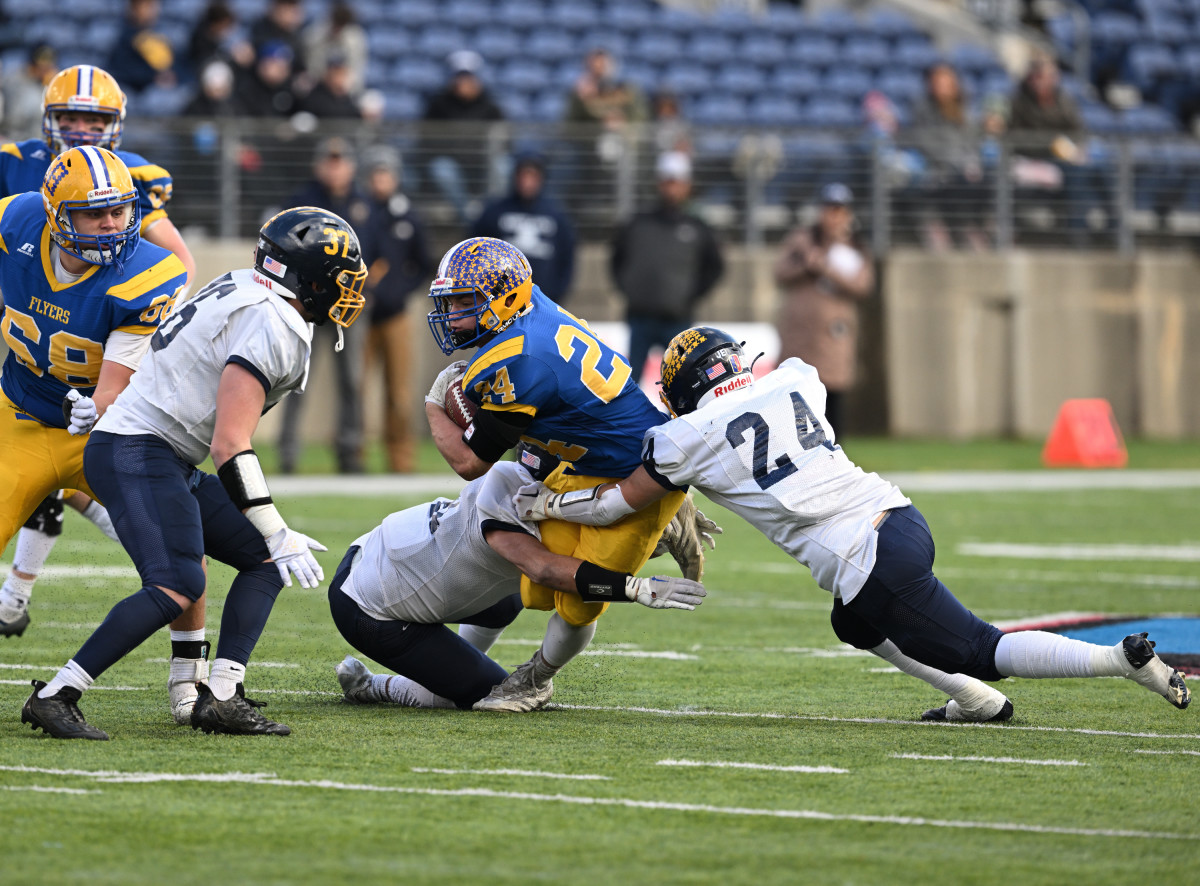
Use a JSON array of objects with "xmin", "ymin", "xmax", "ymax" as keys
[
  {"xmin": 266, "ymin": 527, "xmax": 327, "ymax": 589},
  {"xmin": 659, "ymin": 495, "xmax": 723, "ymax": 581},
  {"xmin": 425, "ymin": 360, "xmax": 469, "ymax": 407},
  {"xmin": 61, "ymin": 389, "xmax": 98, "ymax": 436},
  {"xmin": 626, "ymin": 575, "xmax": 707, "ymax": 610}
]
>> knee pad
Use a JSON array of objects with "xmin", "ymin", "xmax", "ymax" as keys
[
  {"xmin": 173, "ymin": 556, "xmax": 208, "ymax": 602},
  {"xmin": 23, "ymin": 491, "xmax": 65, "ymax": 536},
  {"xmin": 830, "ymin": 597, "xmax": 887, "ymax": 650},
  {"xmin": 553, "ymin": 590, "xmax": 607, "ymax": 627}
]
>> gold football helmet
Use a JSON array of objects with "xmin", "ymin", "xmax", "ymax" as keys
[
  {"xmin": 41, "ymin": 145, "xmax": 140, "ymax": 267},
  {"xmin": 42, "ymin": 65, "xmax": 127, "ymax": 155},
  {"xmin": 427, "ymin": 237, "xmax": 534, "ymax": 354}
]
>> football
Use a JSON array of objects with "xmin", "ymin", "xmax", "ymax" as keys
[{"xmin": 444, "ymin": 374, "xmax": 477, "ymax": 429}]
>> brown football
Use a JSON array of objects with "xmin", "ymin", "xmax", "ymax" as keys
[{"xmin": 444, "ymin": 374, "xmax": 478, "ymax": 429}]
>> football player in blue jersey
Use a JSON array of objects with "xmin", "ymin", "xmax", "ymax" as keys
[
  {"xmin": 0, "ymin": 65, "xmax": 204, "ymax": 713},
  {"xmin": 0, "ymin": 146, "xmax": 187, "ymax": 642},
  {"xmin": 425, "ymin": 237, "xmax": 699, "ymax": 712}
]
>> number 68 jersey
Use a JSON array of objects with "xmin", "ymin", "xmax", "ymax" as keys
[
  {"xmin": 642, "ymin": 358, "xmax": 910, "ymax": 603},
  {"xmin": 97, "ymin": 269, "xmax": 312, "ymax": 466}
]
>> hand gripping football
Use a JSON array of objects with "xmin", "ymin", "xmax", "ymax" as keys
[{"xmin": 444, "ymin": 374, "xmax": 478, "ymax": 429}]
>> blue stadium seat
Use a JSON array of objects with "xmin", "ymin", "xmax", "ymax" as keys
[
  {"xmin": 497, "ymin": 59, "xmax": 550, "ymax": 93},
  {"xmin": 498, "ymin": 91, "xmax": 533, "ymax": 120},
  {"xmin": 353, "ymin": 0, "xmax": 387, "ymax": 26},
  {"xmin": 581, "ymin": 30, "xmax": 629, "ymax": 57},
  {"xmin": 382, "ymin": 91, "xmax": 424, "ymax": 121},
  {"xmin": 894, "ymin": 38, "xmax": 941, "ymax": 70},
  {"xmin": 81, "ymin": 19, "xmax": 121, "ymax": 51},
  {"xmin": 367, "ymin": 27, "xmax": 412, "ymax": 63},
  {"xmin": 1123, "ymin": 43, "xmax": 1179, "ymax": 90},
  {"xmin": 747, "ymin": 95, "xmax": 805, "ymax": 127},
  {"xmin": 392, "ymin": 58, "xmax": 446, "ymax": 95},
  {"xmin": 629, "ymin": 32, "xmax": 685, "ymax": 66},
  {"xmin": 843, "ymin": 37, "xmax": 890, "ymax": 71},
  {"xmin": 661, "ymin": 61, "xmax": 713, "ymax": 98},
  {"xmin": 1079, "ymin": 101, "xmax": 1122, "ymax": 133},
  {"xmin": 690, "ymin": 94, "xmax": 748, "ymax": 126},
  {"xmin": 475, "ymin": 29, "xmax": 523, "ymax": 64},
  {"xmin": 444, "ymin": 0, "xmax": 495, "ymax": 32},
  {"xmin": 547, "ymin": 3, "xmax": 601, "ymax": 33},
  {"xmin": 687, "ymin": 33, "xmax": 737, "ymax": 66},
  {"xmin": 1179, "ymin": 44, "xmax": 1200, "ymax": 76},
  {"xmin": 803, "ymin": 98, "xmax": 861, "ymax": 128},
  {"xmin": 496, "ymin": 0, "xmax": 547, "ymax": 31},
  {"xmin": 867, "ymin": 9, "xmax": 923, "ymax": 43},
  {"xmin": 761, "ymin": 4, "xmax": 807, "ymax": 37},
  {"xmin": 527, "ymin": 31, "xmax": 578, "ymax": 63},
  {"xmin": 808, "ymin": 8, "xmax": 863, "ymax": 40},
  {"xmin": 708, "ymin": 9, "xmax": 757, "ymax": 34},
  {"xmin": 1121, "ymin": 104, "xmax": 1180, "ymax": 132},
  {"xmin": 531, "ymin": 91, "xmax": 567, "ymax": 122},
  {"xmin": 792, "ymin": 36, "xmax": 840, "ymax": 70},
  {"xmin": 714, "ymin": 64, "xmax": 767, "ymax": 97},
  {"xmin": 770, "ymin": 67, "xmax": 822, "ymax": 99},
  {"xmin": 823, "ymin": 68, "xmax": 873, "ymax": 102},
  {"xmin": 975, "ymin": 70, "xmax": 1014, "ymax": 99},
  {"xmin": 878, "ymin": 69, "xmax": 925, "ymax": 104},
  {"xmin": 654, "ymin": 6, "xmax": 704, "ymax": 37},
  {"xmin": 620, "ymin": 61, "xmax": 659, "ymax": 94},
  {"xmin": 394, "ymin": 0, "xmax": 439, "ymax": 29},
  {"xmin": 610, "ymin": 2, "xmax": 656, "ymax": 33},
  {"xmin": 1142, "ymin": 12, "xmax": 1191, "ymax": 45},
  {"xmin": 740, "ymin": 34, "xmax": 789, "ymax": 68},
  {"xmin": 416, "ymin": 25, "xmax": 468, "ymax": 60},
  {"xmin": 948, "ymin": 43, "xmax": 999, "ymax": 74}
]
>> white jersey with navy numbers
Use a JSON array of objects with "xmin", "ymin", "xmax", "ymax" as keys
[
  {"xmin": 97, "ymin": 269, "xmax": 312, "ymax": 465},
  {"xmin": 643, "ymin": 358, "xmax": 910, "ymax": 603},
  {"xmin": 340, "ymin": 461, "xmax": 542, "ymax": 624}
]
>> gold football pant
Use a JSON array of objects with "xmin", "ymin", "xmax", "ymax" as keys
[{"xmin": 520, "ymin": 466, "xmax": 685, "ymax": 627}]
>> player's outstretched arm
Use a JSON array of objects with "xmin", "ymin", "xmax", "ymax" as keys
[
  {"xmin": 515, "ymin": 466, "xmax": 671, "ymax": 526},
  {"xmin": 484, "ymin": 528, "xmax": 705, "ymax": 611}
]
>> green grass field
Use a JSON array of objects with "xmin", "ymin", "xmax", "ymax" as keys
[{"xmin": 1, "ymin": 441, "xmax": 1198, "ymax": 885}]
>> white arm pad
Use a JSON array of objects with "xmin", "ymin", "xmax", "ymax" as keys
[{"xmin": 544, "ymin": 483, "xmax": 636, "ymax": 526}]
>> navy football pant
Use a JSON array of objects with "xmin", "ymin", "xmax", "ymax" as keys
[
  {"xmin": 328, "ymin": 545, "xmax": 520, "ymax": 710},
  {"xmin": 831, "ymin": 505, "xmax": 1004, "ymax": 682}
]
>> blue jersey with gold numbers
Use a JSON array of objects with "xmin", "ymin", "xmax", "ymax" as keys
[
  {"xmin": 0, "ymin": 138, "xmax": 175, "ymax": 235},
  {"xmin": 461, "ymin": 285, "xmax": 667, "ymax": 477},
  {"xmin": 0, "ymin": 191, "xmax": 185, "ymax": 427}
]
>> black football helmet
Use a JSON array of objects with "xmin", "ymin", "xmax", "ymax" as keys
[
  {"xmin": 254, "ymin": 206, "xmax": 368, "ymax": 329},
  {"xmin": 659, "ymin": 326, "xmax": 753, "ymax": 417}
]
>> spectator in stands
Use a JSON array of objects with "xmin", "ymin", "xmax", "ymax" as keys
[
  {"xmin": 774, "ymin": 183, "xmax": 874, "ymax": 435},
  {"xmin": 239, "ymin": 40, "xmax": 301, "ymax": 118},
  {"xmin": 610, "ymin": 152, "xmax": 724, "ymax": 384},
  {"xmin": 183, "ymin": 59, "xmax": 245, "ymax": 118},
  {"xmin": 278, "ymin": 137, "xmax": 374, "ymax": 474},
  {"xmin": 1008, "ymin": 55, "xmax": 1110, "ymax": 244},
  {"xmin": 187, "ymin": 1, "xmax": 254, "ymax": 77},
  {"xmin": 250, "ymin": 0, "xmax": 309, "ymax": 75},
  {"xmin": 421, "ymin": 50, "xmax": 507, "ymax": 226},
  {"xmin": 911, "ymin": 63, "xmax": 991, "ymax": 250},
  {"xmin": 304, "ymin": 1, "xmax": 367, "ymax": 97},
  {"xmin": 105, "ymin": 0, "xmax": 179, "ymax": 95},
  {"xmin": 301, "ymin": 53, "xmax": 363, "ymax": 119},
  {"xmin": 358, "ymin": 145, "xmax": 434, "ymax": 473},
  {"xmin": 2, "ymin": 44, "xmax": 56, "ymax": 141},
  {"xmin": 471, "ymin": 151, "xmax": 577, "ymax": 305},
  {"xmin": 651, "ymin": 89, "xmax": 692, "ymax": 155}
]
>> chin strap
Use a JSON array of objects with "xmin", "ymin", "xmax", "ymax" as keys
[{"xmin": 334, "ymin": 325, "xmax": 345, "ymax": 352}]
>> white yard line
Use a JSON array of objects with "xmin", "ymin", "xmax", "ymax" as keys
[
  {"xmin": 959, "ymin": 543, "xmax": 1200, "ymax": 562},
  {"xmin": 657, "ymin": 759, "xmax": 847, "ymax": 774},
  {"xmin": 892, "ymin": 753, "xmax": 1086, "ymax": 767},
  {"xmin": 1133, "ymin": 749, "xmax": 1200, "ymax": 757},
  {"xmin": 411, "ymin": 767, "xmax": 610, "ymax": 781},
  {"xmin": 0, "ymin": 564, "xmax": 135, "ymax": 579},
  {"xmin": 0, "ymin": 765, "xmax": 1189, "ymax": 840},
  {"xmin": 144, "ymin": 658, "xmax": 300, "ymax": 668},
  {"xmin": 0, "ymin": 785, "xmax": 100, "ymax": 795}
]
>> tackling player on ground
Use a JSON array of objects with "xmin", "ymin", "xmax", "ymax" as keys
[
  {"xmin": 21, "ymin": 206, "xmax": 367, "ymax": 740},
  {"xmin": 518, "ymin": 327, "xmax": 1191, "ymax": 719}
]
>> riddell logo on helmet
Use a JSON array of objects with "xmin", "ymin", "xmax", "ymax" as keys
[
  {"xmin": 712, "ymin": 374, "xmax": 752, "ymax": 398},
  {"xmin": 252, "ymin": 271, "xmax": 273, "ymax": 290},
  {"xmin": 87, "ymin": 187, "xmax": 120, "ymax": 202}
]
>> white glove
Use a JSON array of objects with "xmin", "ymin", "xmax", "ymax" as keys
[
  {"xmin": 625, "ymin": 575, "xmax": 707, "ymax": 610},
  {"xmin": 513, "ymin": 482, "xmax": 556, "ymax": 521},
  {"xmin": 661, "ymin": 495, "xmax": 724, "ymax": 581},
  {"xmin": 425, "ymin": 360, "xmax": 469, "ymax": 406},
  {"xmin": 62, "ymin": 389, "xmax": 98, "ymax": 436},
  {"xmin": 266, "ymin": 527, "xmax": 327, "ymax": 589}
]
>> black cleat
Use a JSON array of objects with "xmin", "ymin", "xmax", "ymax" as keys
[
  {"xmin": 1121, "ymin": 632, "xmax": 1190, "ymax": 710},
  {"xmin": 21, "ymin": 680, "xmax": 109, "ymax": 740},
  {"xmin": 0, "ymin": 609, "xmax": 30, "ymax": 638},
  {"xmin": 190, "ymin": 682, "xmax": 291, "ymax": 736},
  {"xmin": 922, "ymin": 698, "xmax": 1014, "ymax": 722}
]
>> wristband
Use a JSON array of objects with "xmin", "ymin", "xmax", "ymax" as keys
[{"xmin": 574, "ymin": 560, "xmax": 634, "ymax": 603}]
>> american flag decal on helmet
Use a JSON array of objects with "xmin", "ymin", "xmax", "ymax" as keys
[
  {"xmin": 263, "ymin": 255, "xmax": 286, "ymax": 276},
  {"xmin": 705, "ymin": 363, "xmax": 727, "ymax": 381}
]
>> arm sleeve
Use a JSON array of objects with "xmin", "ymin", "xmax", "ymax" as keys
[{"xmin": 465, "ymin": 407, "xmax": 532, "ymax": 463}]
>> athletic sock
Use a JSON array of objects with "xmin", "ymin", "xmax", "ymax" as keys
[
  {"xmin": 0, "ymin": 572, "xmax": 35, "ymax": 621},
  {"xmin": 81, "ymin": 501, "xmax": 120, "ymax": 543},
  {"xmin": 994, "ymin": 630, "xmax": 1101, "ymax": 679},
  {"xmin": 458, "ymin": 624, "xmax": 504, "ymax": 654},
  {"xmin": 170, "ymin": 628, "xmax": 207, "ymax": 661},
  {"xmin": 870, "ymin": 640, "xmax": 1002, "ymax": 710},
  {"xmin": 209, "ymin": 658, "xmax": 246, "ymax": 701},
  {"xmin": 38, "ymin": 660, "xmax": 95, "ymax": 698},
  {"xmin": 3, "ymin": 526, "xmax": 61, "ymax": 615},
  {"xmin": 73, "ymin": 586, "xmax": 183, "ymax": 680},
  {"xmin": 213, "ymin": 561, "xmax": 283, "ymax": 667},
  {"xmin": 372, "ymin": 674, "xmax": 456, "ymax": 708},
  {"xmin": 538, "ymin": 613, "xmax": 596, "ymax": 677}
]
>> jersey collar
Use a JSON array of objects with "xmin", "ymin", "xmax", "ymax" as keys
[{"xmin": 40, "ymin": 226, "xmax": 99, "ymax": 291}]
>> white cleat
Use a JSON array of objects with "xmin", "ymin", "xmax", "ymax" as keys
[
  {"xmin": 336, "ymin": 655, "xmax": 374, "ymax": 704},
  {"xmin": 168, "ymin": 655, "xmax": 209, "ymax": 725},
  {"xmin": 922, "ymin": 696, "xmax": 1014, "ymax": 722},
  {"xmin": 1120, "ymin": 632, "xmax": 1190, "ymax": 710},
  {"xmin": 472, "ymin": 653, "xmax": 553, "ymax": 713}
]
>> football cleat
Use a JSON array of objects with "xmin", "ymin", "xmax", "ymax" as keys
[
  {"xmin": 1120, "ymin": 632, "xmax": 1190, "ymax": 710},
  {"xmin": 190, "ymin": 682, "xmax": 291, "ymax": 736},
  {"xmin": 168, "ymin": 644, "xmax": 210, "ymax": 725},
  {"xmin": 21, "ymin": 679, "xmax": 109, "ymax": 740},
  {"xmin": 922, "ymin": 698, "xmax": 1015, "ymax": 723},
  {"xmin": 335, "ymin": 655, "xmax": 374, "ymax": 704},
  {"xmin": 0, "ymin": 609, "xmax": 30, "ymax": 638},
  {"xmin": 472, "ymin": 652, "xmax": 554, "ymax": 713}
]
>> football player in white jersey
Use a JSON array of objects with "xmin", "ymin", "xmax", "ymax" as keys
[
  {"xmin": 331, "ymin": 447, "xmax": 706, "ymax": 711},
  {"xmin": 517, "ymin": 327, "xmax": 1191, "ymax": 720},
  {"xmin": 21, "ymin": 207, "xmax": 369, "ymax": 740}
]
